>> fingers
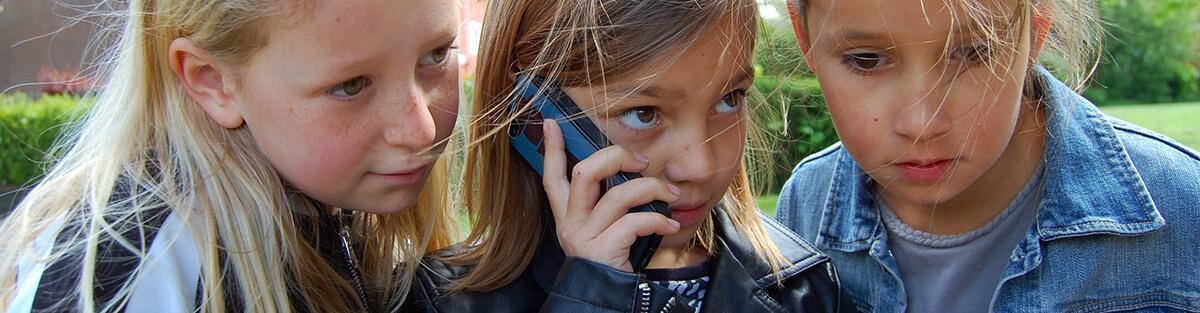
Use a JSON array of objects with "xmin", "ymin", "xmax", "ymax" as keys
[
  {"xmin": 542, "ymin": 119, "xmax": 571, "ymax": 222},
  {"xmin": 578, "ymin": 177, "xmax": 679, "ymax": 238},
  {"xmin": 565, "ymin": 144, "xmax": 651, "ymax": 226},
  {"xmin": 591, "ymin": 212, "xmax": 681, "ymax": 271}
]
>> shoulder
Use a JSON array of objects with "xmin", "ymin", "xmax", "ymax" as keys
[
  {"xmin": 776, "ymin": 143, "xmax": 846, "ymax": 239},
  {"xmin": 11, "ymin": 207, "xmax": 204, "ymax": 312},
  {"xmin": 758, "ymin": 212, "xmax": 827, "ymax": 272},
  {"xmin": 1106, "ymin": 116, "xmax": 1200, "ymax": 209},
  {"xmin": 790, "ymin": 142, "xmax": 846, "ymax": 177},
  {"xmin": 1107, "ymin": 116, "xmax": 1200, "ymax": 172},
  {"xmin": 407, "ymin": 245, "xmax": 545, "ymax": 312}
]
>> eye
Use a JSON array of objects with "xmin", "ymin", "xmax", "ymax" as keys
[
  {"xmin": 327, "ymin": 76, "xmax": 371, "ymax": 97},
  {"xmin": 716, "ymin": 89, "xmax": 746, "ymax": 114},
  {"xmin": 841, "ymin": 52, "xmax": 890, "ymax": 74},
  {"xmin": 617, "ymin": 106, "xmax": 659, "ymax": 130},
  {"xmin": 419, "ymin": 44, "xmax": 457, "ymax": 66},
  {"xmin": 951, "ymin": 43, "xmax": 991, "ymax": 65}
]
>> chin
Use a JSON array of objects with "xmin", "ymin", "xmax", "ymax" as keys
[
  {"xmin": 658, "ymin": 226, "xmax": 702, "ymax": 250},
  {"xmin": 353, "ymin": 194, "xmax": 421, "ymax": 215}
]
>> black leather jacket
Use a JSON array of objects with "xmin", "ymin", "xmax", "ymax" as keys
[{"xmin": 405, "ymin": 207, "xmax": 855, "ymax": 312}]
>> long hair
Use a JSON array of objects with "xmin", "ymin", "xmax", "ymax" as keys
[
  {"xmin": 0, "ymin": 1, "xmax": 456, "ymax": 312},
  {"xmin": 447, "ymin": 0, "xmax": 788, "ymax": 291}
]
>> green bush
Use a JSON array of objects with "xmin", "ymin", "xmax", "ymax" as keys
[
  {"xmin": 751, "ymin": 76, "xmax": 839, "ymax": 191},
  {"xmin": 0, "ymin": 93, "xmax": 89, "ymax": 186},
  {"xmin": 1086, "ymin": 0, "xmax": 1200, "ymax": 104}
]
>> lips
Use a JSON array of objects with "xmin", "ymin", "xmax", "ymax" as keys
[
  {"xmin": 896, "ymin": 159, "xmax": 954, "ymax": 183},
  {"xmin": 669, "ymin": 201, "xmax": 708, "ymax": 228},
  {"xmin": 371, "ymin": 164, "xmax": 429, "ymax": 186}
]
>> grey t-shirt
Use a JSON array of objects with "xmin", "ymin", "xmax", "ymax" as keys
[{"xmin": 879, "ymin": 165, "xmax": 1043, "ymax": 313}]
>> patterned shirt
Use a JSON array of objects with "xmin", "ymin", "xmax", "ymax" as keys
[{"xmin": 645, "ymin": 260, "xmax": 712, "ymax": 312}]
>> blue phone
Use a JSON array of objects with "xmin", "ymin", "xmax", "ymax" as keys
[{"xmin": 508, "ymin": 74, "xmax": 669, "ymax": 272}]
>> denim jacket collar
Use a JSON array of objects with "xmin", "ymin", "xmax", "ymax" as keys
[{"xmin": 817, "ymin": 66, "xmax": 1165, "ymax": 253}]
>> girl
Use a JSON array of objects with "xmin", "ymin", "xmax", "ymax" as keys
[
  {"xmin": 776, "ymin": 0, "xmax": 1200, "ymax": 312},
  {"xmin": 1, "ymin": 0, "xmax": 461, "ymax": 312},
  {"xmin": 407, "ymin": 0, "xmax": 852, "ymax": 312}
]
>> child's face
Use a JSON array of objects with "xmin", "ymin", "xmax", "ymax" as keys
[
  {"xmin": 232, "ymin": 0, "xmax": 459, "ymax": 213},
  {"xmin": 563, "ymin": 25, "xmax": 753, "ymax": 249},
  {"xmin": 802, "ymin": 0, "xmax": 1034, "ymax": 206}
]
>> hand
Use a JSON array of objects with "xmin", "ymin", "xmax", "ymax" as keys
[{"xmin": 540, "ymin": 119, "xmax": 681, "ymax": 272}]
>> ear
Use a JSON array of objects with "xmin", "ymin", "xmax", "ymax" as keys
[
  {"xmin": 168, "ymin": 38, "xmax": 244, "ymax": 129},
  {"xmin": 786, "ymin": 0, "xmax": 818, "ymax": 72},
  {"xmin": 1029, "ymin": 2, "xmax": 1054, "ymax": 60}
]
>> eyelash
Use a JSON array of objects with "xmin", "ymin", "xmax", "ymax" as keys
[
  {"xmin": 950, "ymin": 43, "xmax": 991, "ymax": 66},
  {"xmin": 841, "ymin": 51, "xmax": 890, "ymax": 76},
  {"xmin": 326, "ymin": 76, "xmax": 372, "ymax": 101},
  {"xmin": 613, "ymin": 89, "xmax": 749, "ymax": 134}
]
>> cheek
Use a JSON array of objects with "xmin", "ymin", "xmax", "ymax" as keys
[
  {"xmin": 240, "ymin": 93, "xmax": 368, "ymax": 194},
  {"xmin": 710, "ymin": 120, "xmax": 746, "ymax": 179},
  {"xmin": 952, "ymin": 74, "xmax": 1024, "ymax": 149},
  {"xmin": 822, "ymin": 83, "xmax": 885, "ymax": 162}
]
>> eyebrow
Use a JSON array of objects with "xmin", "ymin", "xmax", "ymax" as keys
[
  {"xmin": 824, "ymin": 22, "xmax": 987, "ymax": 46},
  {"xmin": 605, "ymin": 65, "xmax": 755, "ymax": 99}
]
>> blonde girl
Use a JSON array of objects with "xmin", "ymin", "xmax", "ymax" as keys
[
  {"xmin": 1, "ymin": 0, "xmax": 461, "ymax": 312},
  {"xmin": 777, "ymin": 0, "xmax": 1200, "ymax": 311},
  {"xmin": 405, "ymin": 0, "xmax": 852, "ymax": 312}
]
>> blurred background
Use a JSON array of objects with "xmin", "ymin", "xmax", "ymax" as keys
[{"xmin": 2, "ymin": 0, "xmax": 1198, "ymax": 215}]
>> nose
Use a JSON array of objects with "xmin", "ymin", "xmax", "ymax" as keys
[
  {"xmin": 893, "ymin": 72, "xmax": 952, "ymax": 142},
  {"xmin": 662, "ymin": 123, "xmax": 717, "ymax": 185},
  {"xmin": 383, "ymin": 89, "xmax": 438, "ymax": 150}
]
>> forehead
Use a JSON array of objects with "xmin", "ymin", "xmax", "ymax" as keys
[
  {"xmin": 806, "ymin": 0, "xmax": 1018, "ymax": 45},
  {"xmin": 599, "ymin": 22, "xmax": 753, "ymax": 99},
  {"xmin": 251, "ymin": 0, "xmax": 458, "ymax": 69}
]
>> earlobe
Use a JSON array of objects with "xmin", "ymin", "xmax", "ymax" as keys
[{"xmin": 168, "ymin": 38, "xmax": 245, "ymax": 129}]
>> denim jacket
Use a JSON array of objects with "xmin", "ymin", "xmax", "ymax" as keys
[{"xmin": 775, "ymin": 67, "xmax": 1200, "ymax": 313}]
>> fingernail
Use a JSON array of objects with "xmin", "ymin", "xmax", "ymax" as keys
[
  {"xmin": 668, "ymin": 184, "xmax": 681, "ymax": 197},
  {"xmin": 669, "ymin": 219, "xmax": 681, "ymax": 229},
  {"xmin": 543, "ymin": 119, "xmax": 552, "ymax": 132},
  {"xmin": 634, "ymin": 152, "xmax": 649, "ymax": 164}
]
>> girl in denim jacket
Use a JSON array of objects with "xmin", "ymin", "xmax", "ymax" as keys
[{"xmin": 775, "ymin": 0, "xmax": 1200, "ymax": 311}]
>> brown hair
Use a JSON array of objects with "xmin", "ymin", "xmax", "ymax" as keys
[
  {"xmin": 789, "ymin": 0, "xmax": 1102, "ymax": 91},
  {"xmin": 447, "ymin": 0, "xmax": 788, "ymax": 291}
]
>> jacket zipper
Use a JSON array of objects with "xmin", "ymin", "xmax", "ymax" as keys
[
  {"xmin": 637, "ymin": 281, "xmax": 652, "ymax": 313},
  {"xmin": 339, "ymin": 224, "xmax": 370, "ymax": 309},
  {"xmin": 636, "ymin": 280, "xmax": 677, "ymax": 313}
]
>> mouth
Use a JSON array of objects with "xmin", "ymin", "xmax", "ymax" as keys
[
  {"xmin": 370, "ymin": 164, "xmax": 430, "ymax": 186},
  {"xmin": 668, "ymin": 201, "xmax": 709, "ymax": 228},
  {"xmin": 896, "ymin": 158, "xmax": 955, "ymax": 183}
]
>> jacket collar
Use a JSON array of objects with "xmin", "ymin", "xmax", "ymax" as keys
[
  {"xmin": 529, "ymin": 205, "xmax": 828, "ymax": 307},
  {"xmin": 817, "ymin": 66, "xmax": 1164, "ymax": 252},
  {"xmin": 704, "ymin": 206, "xmax": 829, "ymax": 308}
]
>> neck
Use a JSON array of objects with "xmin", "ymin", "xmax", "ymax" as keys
[
  {"xmin": 884, "ymin": 100, "xmax": 1047, "ymax": 235},
  {"xmin": 646, "ymin": 239, "xmax": 709, "ymax": 269}
]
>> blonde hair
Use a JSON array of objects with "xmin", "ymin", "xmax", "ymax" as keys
[
  {"xmin": 791, "ymin": 0, "xmax": 1103, "ymax": 91},
  {"xmin": 0, "ymin": 0, "xmax": 455, "ymax": 312},
  {"xmin": 446, "ymin": 0, "xmax": 788, "ymax": 291}
]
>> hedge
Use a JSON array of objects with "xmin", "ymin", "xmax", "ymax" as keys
[
  {"xmin": 752, "ymin": 75, "xmax": 839, "ymax": 191},
  {"xmin": 0, "ymin": 93, "xmax": 88, "ymax": 186}
]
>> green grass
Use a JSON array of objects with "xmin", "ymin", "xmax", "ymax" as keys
[
  {"xmin": 757, "ymin": 193, "xmax": 779, "ymax": 217},
  {"xmin": 1101, "ymin": 102, "xmax": 1200, "ymax": 150}
]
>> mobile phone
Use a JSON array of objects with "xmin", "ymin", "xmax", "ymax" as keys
[{"xmin": 507, "ymin": 74, "xmax": 669, "ymax": 273}]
